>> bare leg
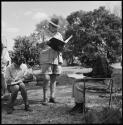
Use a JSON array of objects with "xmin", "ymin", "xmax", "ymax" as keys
[
  {"xmin": 42, "ymin": 74, "xmax": 50, "ymax": 102},
  {"xmin": 50, "ymin": 74, "xmax": 57, "ymax": 99}
]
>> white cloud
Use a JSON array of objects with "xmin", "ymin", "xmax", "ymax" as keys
[
  {"xmin": 24, "ymin": 11, "xmax": 32, "ymax": 16},
  {"xmin": 32, "ymin": 12, "xmax": 49, "ymax": 22}
]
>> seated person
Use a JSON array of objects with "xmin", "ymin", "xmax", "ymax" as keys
[
  {"xmin": 69, "ymin": 44, "xmax": 112, "ymax": 114},
  {"xmin": 5, "ymin": 53, "xmax": 32, "ymax": 114}
]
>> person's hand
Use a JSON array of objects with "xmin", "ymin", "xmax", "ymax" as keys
[
  {"xmin": 14, "ymin": 78, "xmax": 20, "ymax": 82},
  {"xmin": 14, "ymin": 76, "xmax": 23, "ymax": 82}
]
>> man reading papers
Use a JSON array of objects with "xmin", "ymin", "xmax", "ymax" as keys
[
  {"xmin": 38, "ymin": 17, "xmax": 72, "ymax": 105},
  {"xmin": 47, "ymin": 35, "xmax": 73, "ymax": 52}
]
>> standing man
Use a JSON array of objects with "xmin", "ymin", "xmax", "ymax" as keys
[{"xmin": 39, "ymin": 17, "xmax": 63, "ymax": 105}]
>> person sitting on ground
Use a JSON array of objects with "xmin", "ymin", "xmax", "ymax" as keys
[
  {"xmin": 5, "ymin": 52, "xmax": 32, "ymax": 114},
  {"xmin": 69, "ymin": 44, "xmax": 112, "ymax": 114}
]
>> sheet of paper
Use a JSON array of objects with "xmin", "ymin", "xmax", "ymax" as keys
[
  {"xmin": 67, "ymin": 74, "xmax": 86, "ymax": 79},
  {"xmin": 11, "ymin": 80, "xmax": 22, "ymax": 85}
]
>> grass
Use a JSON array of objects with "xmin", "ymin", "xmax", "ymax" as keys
[{"xmin": 1, "ymin": 66, "xmax": 122, "ymax": 124}]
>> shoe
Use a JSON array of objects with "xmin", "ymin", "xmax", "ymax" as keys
[
  {"xmin": 49, "ymin": 97, "xmax": 56, "ymax": 103},
  {"xmin": 42, "ymin": 98, "xmax": 49, "ymax": 105},
  {"xmin": 25, "ymin": 105, "xmax": 33, "ymax": 112},
  {"xmin": 7, "ymin": 107, "xmax": 14, "ymax": 114},
  {"xmin": 77, "ymin": 106, "xmax": 83, "ymax": 113},
  {"xmin": 77, "ymin": 103, "xmax": 84, "ymax": 113},
  {"xmin": 69, "ymin": 104, "xmax": 79, "ymax": 113},
  {"xmin": 69, "ymin": 103, "xmax": 83, "ymax": 114}
]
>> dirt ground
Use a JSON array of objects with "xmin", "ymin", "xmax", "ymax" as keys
[{"xmin": 1, "ymin": 66, "xmax": 122, "ymax": 124}]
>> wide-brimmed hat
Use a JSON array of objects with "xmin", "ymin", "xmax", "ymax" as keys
[{"xmin": 48, "ymin": 17, "xmax": 60, "ymax": 28}]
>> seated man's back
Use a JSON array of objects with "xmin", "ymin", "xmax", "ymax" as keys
[{"xmin": 83, "ymin": 53, "xmax": 112, "ymax": 79}]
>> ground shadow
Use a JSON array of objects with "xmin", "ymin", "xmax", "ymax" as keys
[
  {"xmin": 28, "ymin": 99, "xmax": 42, "ymax": 105},
  {"xmin": 1, "ymin": 98, "xmax": 24, "ymax": 112}
]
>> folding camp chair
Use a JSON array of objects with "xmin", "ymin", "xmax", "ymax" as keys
[
  {"xmin": 80, "ymin": 77, "xmax": 113, "ymax": 114},
  {"xmin": 68, "ymin": 74, "xmax": 113, "ymax": 115}
]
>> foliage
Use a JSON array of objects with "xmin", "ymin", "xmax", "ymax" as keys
[
  {"xmin": 12, "ymin": 36, "xmax": 40, "ymax": 66},
  {"xmin": 64, "ymin": 6, "xmax": 122, "ymax": 66},
  {"xmin": 12, "ymin": 7, "xmax": 122, "ymax": 67}
]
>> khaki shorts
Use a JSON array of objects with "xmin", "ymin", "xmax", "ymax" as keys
[{"xmin": 40, "ymin": 64, "xmax": 62, "ymax": 75}]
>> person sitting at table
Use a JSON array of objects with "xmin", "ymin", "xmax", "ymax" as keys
[
  {"xmin": 5, "ymin": 52, "xmax": 32, "ymax": 114},
  {"xmin": 69, "ymin": 44, "xmax": 112, "ymax": 114}
]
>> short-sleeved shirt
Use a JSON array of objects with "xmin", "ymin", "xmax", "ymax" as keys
[
  {"xmin": 39, "ymin": 32, "xmax": 63, "ymax": 65},
  {"xmin": 5, "ymin": 63, "xmax": 27, "ymax": 85}
]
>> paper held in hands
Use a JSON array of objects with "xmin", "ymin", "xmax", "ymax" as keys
[
  {"xmin": 48, "ymin": 35, "xmax": 73, "ymax": 51},
  {"xmin": 67, "ymin": 74, "xmax": 86, "ymax": 80},
  {"xmin": 11, "ymin": 80, "xmax": 22, "ymax": 85}
]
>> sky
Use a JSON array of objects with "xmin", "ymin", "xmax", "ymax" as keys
[{"xmin": 2, "ymin": 1, "xmax": 121, "ymax": 50}]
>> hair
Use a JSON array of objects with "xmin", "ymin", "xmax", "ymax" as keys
[
  {"xmin": 84, "ymin": 44, "xmax": 97, "ymax": 53},
  {"xmin": 12, "ymin": 52, "xmax": 24, "ymax": 65}
]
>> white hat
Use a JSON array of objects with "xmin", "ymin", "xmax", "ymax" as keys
[{"xmin": 48, "ymin": 17, "xmax": 60, "ymax": 28}]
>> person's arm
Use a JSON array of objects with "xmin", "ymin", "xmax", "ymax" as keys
[
  {"xmin": 58, "ymin": 52, "xmax": 63, "ymax": 65},
  {"xmin": 83, "ymin": 56, "xmax": 99, "ymax": 78}
]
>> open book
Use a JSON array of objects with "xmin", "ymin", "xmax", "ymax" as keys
[
  {"xmin": 11, "ymin": 80, "xmax": 22, "ymax": 85},
  {"xmin": 47, "ymin": 35, "xmax": 73, "ymax": 51}
]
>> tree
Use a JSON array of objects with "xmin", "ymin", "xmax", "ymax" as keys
[
  {"xmin": 35, "ymin": 15, "xmax": 68, "ymax": 40},
  {"xmin": 64, "ymin": 6, "xmax": 122, "ymax": 66},
  {"xmin": 13, "ymin": 36, "xmax": 40, "ymax": 66}
]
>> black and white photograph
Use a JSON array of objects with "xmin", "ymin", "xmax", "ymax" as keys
[{"xmin": 1, "ymin": 1, "xmax": 122, "ymax": 124}]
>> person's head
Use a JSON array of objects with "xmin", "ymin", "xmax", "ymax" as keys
[
  {"xmin": 48, "ymin": 17, "xmax": 59, "ymax": 33},
  {"xmin": 84, "ymin": 44, "xmax": 97, "ymax": 57},
  {"xmin": 12, "ymin": 52, "xmax": 24, "ymax": 67}
]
